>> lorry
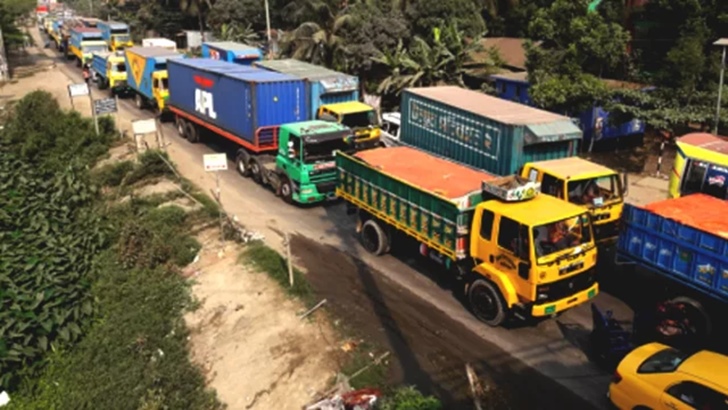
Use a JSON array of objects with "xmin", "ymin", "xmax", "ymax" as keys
[
  {"xmin": 201, "ymin": 41, "xmax": 262, "ymax": 65},
  {"xmin": 90, "ymin": 51, "xmax": 130, "ymax": 95},
  {"xmin": 97, "ymin": 20, "xmax": 133, "ymax": 51},
  {"xmin": 336, "ymin": 146, "xmax": 599, "ymax": 326},
  {"xmin": 69, "ymin": 26, "xmax": 107, "ymax": 66},
  {"xmin": 617, "ymin": 194, "xmax": 728, "ymax": 349},
  {"xmin": 669, "ymin": 133, "xmax": 728, "ymax": 200},
  {"xmin": 168, "ymin": 58, "xmax": 363, "ymax": 204},
  {"xmin": 520, "ymin": 157, "xmax": 628, "ymax": 246},
  {"xmin": 141, "ymin": 38, "xmax": 177, "ymax": 52},
  {"xmin": 397, "ymin": 86, "xmax": 583, "ymax": 176},
  {"xmin": 49, "ymin": 19, "xmax": 65, "ymax": 50},
  {"xmin": 124, "ymin": 46, "xmax": 184, "ymax": 111},
  {"xmin": 254, "ymin": 59, "xmax": 381, "ymax": 150}
]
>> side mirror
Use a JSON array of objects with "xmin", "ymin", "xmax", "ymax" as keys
[{"xmin": 621, "ymin": 173, "xmax": 629, "ymax": 196}]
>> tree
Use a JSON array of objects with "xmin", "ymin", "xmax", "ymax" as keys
[
  {"xmin": 207, "ymin": 0, "xmax": 267, "ymax": 33},
  {"xmin": 214, "ymin": 22, "xmax": 260, "ymax": 45},
  {"xmin": 405, "ymin": 0, "xmax": 487, "ymax": 40},
  {"xmin": 0, "ymin": 0, "xmax": 34, "ymax": 48}
]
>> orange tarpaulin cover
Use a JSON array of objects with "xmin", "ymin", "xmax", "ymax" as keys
[{"xmin": 643, "ymin": 194, "xmax": 728, "ymax": 239}]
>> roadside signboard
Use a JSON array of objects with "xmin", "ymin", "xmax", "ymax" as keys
[
  {"xmin": 67, "ymin": 83, "xmax": 89, "ymax": 97},
  {"xmin": 93, "ymin": 97, "xmax": 117, "ymax": 115},
  {"xmin": 131, "ymin": 118, "xmax": 157, "ymax": 135},
  {"xmin": 203, "ymin": 153, "xmax": 228, "ymax": 172}
]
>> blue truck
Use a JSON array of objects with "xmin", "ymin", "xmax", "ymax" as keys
[
  {"xmin": 201, "ymin": 41, "xmax": 263, "ymax": 65},
  {"xmin": 69, "ymin": 26, "xmax": 107, "ymax": 66},
  {"xmin": 490, "ymin": 72, "xmax": 648, "ymax": 150},
  {"xmin": 254, "ymin": 59, "xmax": 381, "ymax": 149},
  {"xmin": 618, "ymin": 194, "xmax": 728, "ymax": 349},
  {"xmin": 167, "ymin": 58, "xmax": 357, "ymax": 204},
  {"xmin": 124, "ymin": 46, "xmax": 184, "ymax": 112},
  {"xmin": 97, "ymin": 20, "xmax": 133, "ymax": 51},
  {"xmin": 90, "ymin": 51, "xmax": 130, "ymax": 95}
]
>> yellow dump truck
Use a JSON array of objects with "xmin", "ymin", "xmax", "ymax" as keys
[
  {"xmin": 317, "ymin": 101, "xmax": 381, "ymax": 150},
  {"xmin": 520, "ymin": 157, "xmax": 627, "ymax": 246}
]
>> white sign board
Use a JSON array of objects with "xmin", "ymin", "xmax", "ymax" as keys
[
  {"xmin": 203, "ymin": 153, "xmax": 228, "ymax": 172},
  {"xmin": 131, "ymin": 118, "xmax": 157, "ymax": 135},
  {"xmin": 67, "ymin": 83, "xmax": 89, "ymax": 97}
]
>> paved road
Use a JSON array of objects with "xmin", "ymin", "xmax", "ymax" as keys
[{"xmin": 28, "ymin": 27, "xmax": 663, "ymax": 408}]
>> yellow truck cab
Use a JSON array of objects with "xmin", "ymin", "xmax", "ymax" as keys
[
  {"xmin": 317, "ymin": 101, "xmax": 381, "ymax": 149},
  {"xmin": 520, "ymin": 157, "xmax": 627, "ymax": 246},
  {"xmin": 151, "ymin": 71, "xmax": 169, "ymax": 110}
]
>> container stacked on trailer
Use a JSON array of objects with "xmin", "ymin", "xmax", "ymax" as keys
[
  {"xmin": 201, "ymin": 41, "xmax": 263, "ymax": 65},
  {"xmin": 124, "ymin": 46, "xmax": 184, "ymax": 111},
  {"xmin": 97, "ymin": 20, "xmax": 133, "ymax": 51},
  {"xmin": 68, "ymin": 26, "xmax": 107, "ymax": 66}
]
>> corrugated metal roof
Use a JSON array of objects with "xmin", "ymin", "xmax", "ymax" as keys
[
  {"xmin": 256, "ymin": 58, "xmax": 353, "ymax": 81},
  {"xmin": 525, "ymin": 121, "xmax": 582, "ymax": 143},
  {"xmin": 407, "ymin": 86, "xmax": 571, "ymax": 125},
  {"xmin": 678, "ymin": 133, "xmax": 728, "ymax": 154},
  {"xmin": 227, "ymin": 69, "xmax": 300, "ymax": 83},
  {"xmin": 490, "ymin": 71, "xmax": 528, "ymax": 82},
  {"xmin": 128, "ymin": 46, "xmax": 181, "ymax": 58},
  {"xmin": 176, "ymin": 58, "xmax": 252, "ymax": 72}
]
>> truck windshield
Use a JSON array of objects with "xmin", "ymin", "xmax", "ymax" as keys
[
  {"xmin": 303, "ymin": 136, "xmax": 352, "ymax": 162},
  {"xmin": 567, "ymin": 175, "xmax": 621, "ymax": 206},
  {"xmin": 114, "ymin": 63, "xmax": 126, "ymax": 72},
  {"xmin": 681, "ymin": 160, "xmax": 728, "ymax": 200},
  {"xmin": 533, "ymin": 214, "xmax": 592, "ymax": 259},
  {"xmin": 342, "ymin": 110, "xmax": 379, "ymax": 128},
  {"xmin": 113, "ymin": 34, "xmax": 130, "ymax": 42},
  {"xmin": 83, "ymin": 44, "xmax": 107, "ymax": 53}
]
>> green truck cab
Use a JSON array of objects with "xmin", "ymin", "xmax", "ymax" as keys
[
  {"xmin": 238, "ymin": 120, "xmax": 356, "ymax": 204},
  {"xmin": 336, "ymin": 147, "xmax": 599, "ymax": 326},
  {"xmin": 520, "ymin": 157, "xmax": 628, "ymax": 246},
  {"xmin": 317, "ymin": 101, "xmax": 381, "ymax": 150}
]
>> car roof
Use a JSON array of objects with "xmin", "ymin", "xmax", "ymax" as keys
[{"xmin": 678, "ymin": 350, "xmax": 728, "ymax": 388}]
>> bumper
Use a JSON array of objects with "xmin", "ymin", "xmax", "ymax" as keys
[
  {"xmin": 354, "ymin": 135, "xmax": 381, "ymax": 150},
  {"xmin": 293, "ymin": 183, "xmax": 337, "ymax": 204},
  {"xmin": 531, "ymin": 283, "xmax": 599, "ymax": 317}
]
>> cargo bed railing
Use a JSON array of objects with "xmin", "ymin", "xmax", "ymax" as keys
[{"xmin": 255, "ymin": 126, "xmax": 279, "ymax": 150}]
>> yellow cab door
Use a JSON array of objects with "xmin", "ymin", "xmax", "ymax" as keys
[{"xmin": 494, "ymin": 216, "xmax": 532, "ymax": 300}]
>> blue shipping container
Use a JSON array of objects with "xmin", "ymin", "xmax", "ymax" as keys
[
  {"xmin": 618, "ymin": 204, "xmax": 728, "ymax": 303},
  {"xmin": 91, "ymin": 51, "xmax": 110, "ymax": 77},
  {"xmin": 254, "ymin": 59, "xmax": 359, "ymax": 119},
  {"xmin": 97, "ymin": 20, "xmax": 130, "ymax": 43},
  {"xmin": 201, "ymin": 41, "xmax": 263, "ymax": 65},
  {"xmin": 400, "ymin": 86, "xmax": 582, "ymax": 176},
  {"xmin": 167, "ymin": 58, "xmax": 306, "ymax": 144},
  {"xmin": 490, "ymin": 72, "xmax": 647, "ymax": 144}
]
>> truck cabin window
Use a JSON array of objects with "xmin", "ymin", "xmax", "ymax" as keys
[
  {"xmin": 302, "ymin": 132, "xmax": 352, "ymax": 162},
  {"xmin": 567, "ymin": 175, "xmax": 619, "ymax": 206},
  {"xmin": 682, "ymin": 160, "xmax": 728, "ymax": 200},
  {"xmin": 343, "ymin": 110, "xmax": 379, "ymax": 128},
  {"xmin": 533, "ymin": 215, "xmax": 591, "ymax": 258},
  {"xmin": 541, "ymin": 173, "xmax": 563, "ymax": 199},
  {"xmin": 497, "ymin": 217, "xmax": 530, "ymax": 261},
  {"xmin": 114, "ymin": 63, "xmax": 125, "ymax": 72},
  {"xmin": 83, "ymin": 44, "xmax": 107, "ymax": 54}
]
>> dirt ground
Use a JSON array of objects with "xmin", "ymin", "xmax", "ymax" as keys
[{"xmin": 183, "ymin": 231, "xmax": 339, "ymax": 410}]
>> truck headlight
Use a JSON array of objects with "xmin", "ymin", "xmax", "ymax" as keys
[
  {"xmin": 301, "ymin": 188, "xmax": 313, "ymax": 194},
  {"xmin": 537, "ymin": 293, "xmax": 548, "ymax": 301}
]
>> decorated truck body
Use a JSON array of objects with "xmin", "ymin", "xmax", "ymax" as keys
[
  {"xmin": 167, "ymin": 58, "xmax": 358, "ymax": 204},
  {"xmin": 254, "ymin": 59, "xmax": 381, "ymax": 150},
  {"xmin": 336, "ymin": 146, "xmax": 599, "ymax": 326},
  {"xmin": 97, "ymin": 20, "xmax": 133, "ymax": 51},
  {"xmin": 124, "ymin": 46, "xmax": 183, "ymax": 111},
  {"xmin": 201, "ymin": 41, "xmax": 262, "ymax": 65}
]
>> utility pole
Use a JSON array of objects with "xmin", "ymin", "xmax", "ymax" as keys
[
  {"xmin": 713, "ymin": 39, "xmax": 728, "ymax": 135},
  {"xmin": 264, "ymin": 0, "xmax": 271, "ymax": 57}
]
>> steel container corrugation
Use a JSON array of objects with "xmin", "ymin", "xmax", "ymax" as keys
[
  {"xmin": 167, "ymin": 58, "xmax": 306, "ymax": 143},
  {"xmin": 91, "ymin": 52, "xmax": 109, "ymax": 76},
  {"xmin": 618, "ymin": 203, "xmax": 728, "ymax": 303},
  {"xmin": 254, "ymin": 59, "xmax": 359, "ymax": 119},
  {"xmin": 201, "ymin": 41, "xmax": 263, "ymax": 64},
  {"xmin": 400, "ymin": 86, "xmax": 582, "ymax": 176}
]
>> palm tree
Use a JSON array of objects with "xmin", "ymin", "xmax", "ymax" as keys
[
  {"xmin": 178, "ymin": 0, "xmax": 212, "ymax": 40},
  {"xmin": 217, "ymin": 22, "xmax": 260, "ymax": 46}
]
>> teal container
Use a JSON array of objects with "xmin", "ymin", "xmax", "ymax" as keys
[{"xmin": 400, "ymin": 86, "xmax": 583, "ymax": 176}]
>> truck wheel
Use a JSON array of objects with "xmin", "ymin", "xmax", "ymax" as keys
[
  {"xmin": 279, "ymin": 178, "xmax": 293, "ymax": 204},
  {"xmin": 135, "ymin": 94, "xmax": 145, "ymax": 109},
  {"xmin": 235, "ymin": 150, "xmax": 251, "ymax": 177},
  {"xmin": 250, "ymin": 158, "xmax": 263, "ymax": 183},
  {"xmin": 175, "ymin": 117, "xmax": 187, "ymax": 138},
  {"xmin": 185, "ymin": 122, "xmax": 199, "ymax": 143},
  {"xmin": 360, "ymin": 219, "xmax": 389, "ymax": 256},
  {"xmin": 668, "ymin": 296, "xmax": 712, "ymax": 339},
  {"xmin": 468, "ymin": 279, "xmax": 506, "ymax": 327}
]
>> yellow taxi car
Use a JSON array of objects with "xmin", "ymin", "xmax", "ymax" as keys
[{"xmin": 608, "ymin": 342, "xmax": 728, "ymax": 410}]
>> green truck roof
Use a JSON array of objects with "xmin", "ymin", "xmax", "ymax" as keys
[{"xmin": 283, "ymin": 120, "xmax": 348, "ymax": 135}]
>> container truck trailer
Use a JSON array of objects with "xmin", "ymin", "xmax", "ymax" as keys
[
  {"xmin": 254, "ymin": 59, "xmax": 381, "ymax": 149},
  {"xmin": 336, "ymin": 146, "xmax": 599, "ymax": 325},
  {"xmin": 90, "ymin": 51, "xmax": 130, "ymax": 95},
  {"xmin": 168, "ymin": 58, "xmax": 359, "ymax": 204},
  {"xmin": 68, "ymin": 26, "xmax": 107, "ymax": 66},
  {"xmin": 201, "ymin": 41, "xmax": 263, "ymax": 65},
  {"xmin": 97, "ymin": 21, "xmax": 133, "ymax": 51},
  {"xmin": 618, "ymin": 194, "xmax": 728, "ymax": 349},
  {"xmin": 124, "ymin": 46, "xmax": 184, "ymax": 112},
  {"xmin": 398, "ymin": 86, "xmax": 583, "ymax": 176}
]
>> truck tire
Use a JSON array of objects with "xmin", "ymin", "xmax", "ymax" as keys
[
  {"xmin": 135, "ymin": 94, "xmax": 145, "ymax": 109},
  {"xmin": 279, "ymin": 178, "xmax": 293, "ymax": 204},
  {"xmin": 250, "ymin": 157, "xmax": 263, "ymax": 184},
  {"xmin": 175, "ymin": 117, "xmax": 187, "ymax": 138},
  {"xmin": 468, "ymin": 279, "xmax": 507, "ymax": 326},
  {"xmin": 669, "ymin": 296, "xmax": 712, "ymax": 339},
  {"xmin": 360, "ymin": 219, "xmax": 389, "ymax": 256},
  {"xmin": 235, "ymin": 150, "xmax": 251, "ymax": 177},
  {"xmin": 185, "ymin": 122, "xmax": 200, "ymax": 143}
]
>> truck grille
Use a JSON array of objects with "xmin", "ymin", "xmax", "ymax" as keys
[
  {"xmin": 594, "ymin": 220, "xmax": 619, "ymax": 242},
  {"xmin": 536, "ymin": 268, "xmax": 595, "ymax": 303}
]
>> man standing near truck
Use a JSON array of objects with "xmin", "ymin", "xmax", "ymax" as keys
[{"xmin": 82, "ymin": 64, "xmax": 90, "ymax": 84}]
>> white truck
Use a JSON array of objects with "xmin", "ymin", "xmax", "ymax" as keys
[{"xmin": 141, "ymin": 38, "xmax": 177, "ymax": 52}]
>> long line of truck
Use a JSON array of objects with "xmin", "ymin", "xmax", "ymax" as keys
[{"xmin": 37, "ymin": 12, "xmax": 727, "ymax": 349}]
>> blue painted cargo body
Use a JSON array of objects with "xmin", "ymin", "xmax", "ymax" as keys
[
  {"xmin": 201, "ymin": 41, "xmax": 263, "ymax": 65},
  {"xmin": 91, "ymin": 52, "xmax": 109, "ymax": 77},
  {"xmin": 124, "ymin": 46, "xmax": 183, "ymax": 100},
  {"xmin": 490, "ymin": 72, "xmax": 647, "ymax": 144},
  {"xmin": 167, "ymin": 58, "xmax": 306, "ymax": 144},
  {"xmin": 254, "ymin": 59, "xmax": 359, "ymax": 119},
  {"xmin": 97, "ymin": 21, "xmax": 130, "ymax": 43},
  {"xmin": 400, "ymin": 86, "xmax": 582, "ymax": 176},
  {"xmin": 618, "ymin": 204, "xmax": 728, "ymax": 304},
  {"xmin": 70, "ymin": 28, "xmax": 102, "ymax": 47},
  {"xmin": 52, "ymin": 20, "xmax": 63, "ymax": 35}
]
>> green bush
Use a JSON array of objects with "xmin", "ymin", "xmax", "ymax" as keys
[
  {"xmin": 242, "ymin": 242, "xmax": 313, "ymax": 303},
  {"xmin": 93, "ymin": 160, "xmax": 135, "ymax": 187},
  {"xmin": 125, "ymin": 150, "xmax": 174, "ymax": 185},
  {"xmin": 379, "ymin": 386, "xmax": 442, "ymax": 410}
]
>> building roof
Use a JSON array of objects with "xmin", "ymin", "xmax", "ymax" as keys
[
  {"xmin": 644, "ymin": 194, "xmax": 728, "ymax": 239},
  {"xmin": 354, "ymin": 146, "xmax": 496, "ymax": 200},
  {"xmin": 406, "ymin": 86, "xmax": 572, "ymax": 125},
  {"xmin": 472, "ymin": 37, "xmax": 541, "ymax": 71}
]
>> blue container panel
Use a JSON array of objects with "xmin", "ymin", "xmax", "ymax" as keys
[
  {"xmin": 618, "ymin": 204, "xmax": 728, "ymax": 303},
  {"xmin": 91, "ymin": 54, "xmax": 107, "ymax": 77}
]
